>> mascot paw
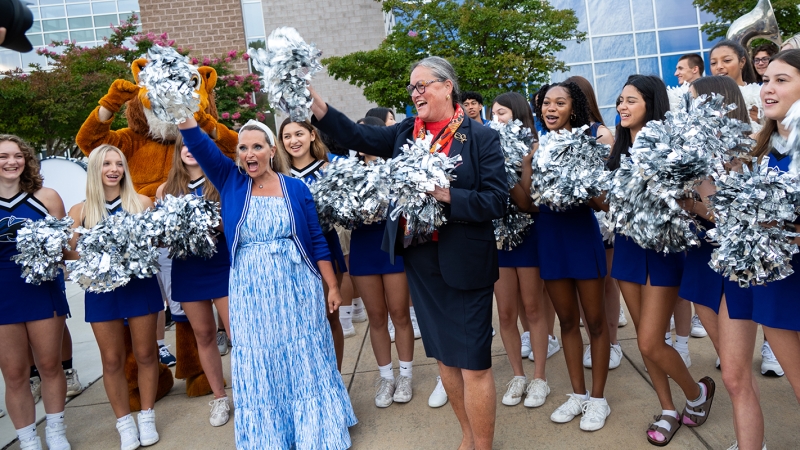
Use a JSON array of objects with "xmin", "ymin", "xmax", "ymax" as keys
[{"xmin": 99, "ymin": 79, "xmax": 140, "ymax": 112}]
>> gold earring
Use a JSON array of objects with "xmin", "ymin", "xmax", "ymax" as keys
[{"xmin": 446, "ymin": 94, "xmax": 451, "ymax": 100}]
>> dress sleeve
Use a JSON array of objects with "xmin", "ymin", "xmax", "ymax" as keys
[
  {"xmin": 448, "ymin": 129, "xmax": 508, "ymax": 222},
  {"xmin": 302, "ymin": 184, "xmax": 332, "ymax": 262},
  {"xmin": 180, "ymin": 126, "xmax": 236, "ymax": 190}
]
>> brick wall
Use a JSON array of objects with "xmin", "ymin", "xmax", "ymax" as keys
[{"xmin": 138, "ymin": 0, "xmax": 249, "ymax": 75}]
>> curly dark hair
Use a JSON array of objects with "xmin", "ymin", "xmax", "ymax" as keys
[
  {"xmin": 534, "ymin": 82, "xmax": 592, "ymax": 134},
  {"xmin": 0, "ymin": 135, "xmax": 43, "ymax": 194}
]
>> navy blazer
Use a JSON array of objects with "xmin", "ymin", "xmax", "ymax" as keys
[{"xmin": 313, "ymin": 106, "xmax": 507, "ymax": 290}]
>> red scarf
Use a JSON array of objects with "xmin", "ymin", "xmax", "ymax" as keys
[{"xmin": 412, "ymin": 103, "xmax": 465, "ymax": 156}]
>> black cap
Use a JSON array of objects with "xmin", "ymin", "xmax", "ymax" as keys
[{"xmin": 0, "ymin": 0, "xmax": 34, "ymax": 53}]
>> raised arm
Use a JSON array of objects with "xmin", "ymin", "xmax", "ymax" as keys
[
  {"xmin": 178, "ymin": 118, "xmax": 237, "ymax": 190},
  {"xmin": 76, "ymin": 80, "xmax": 139, "ymax": 156}
]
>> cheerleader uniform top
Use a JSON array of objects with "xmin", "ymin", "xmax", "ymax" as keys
[
  {"xmin": 291, "ymin": 160, "xmax": 348, "ymax": 273},
  {"xmin": 169, "ymin": 177, "xmax": 231, "ymax": 303},
  {"xmin": 1, "ymin": 191, "xmax": 70, "ymax": 325},
  {"xmin": 83, "ymin": 197, "xmax": 163, "ymax": 323}
]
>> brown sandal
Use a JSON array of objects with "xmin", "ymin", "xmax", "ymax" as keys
[
  {"xmin": 647, "ymin": 413, "xmax": 682, "ymax": 447},
  {"xmin": 682, "ymin": 376, "xmax": 716, "ymax": 427}
]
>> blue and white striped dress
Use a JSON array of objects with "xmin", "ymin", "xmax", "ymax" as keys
[{"xmin": 230, "ymin": 196, "xmax": 356, "ymax": 450}]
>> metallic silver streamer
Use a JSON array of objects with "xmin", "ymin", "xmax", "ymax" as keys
[
  {"xmin": 488, "ymin": 119, "xmax": 534, "ymax": 189},
  {"xmin": 12, "ymin": 215, "xmax": 73, "ymax": 285},
  {"xmin": 530, "ymin": 125, "xmax": 611, "ymax": 210},
  {"xmin": 137, "ymin": 45, "xmax": 201, "ymax": 125},
  {"xmin": 387, "ymin": 136, "xmax": 461, "ymax": 239},
  {"xmin": 307, "ymin": 157, "xmax": 391, "ymax": 230},
  {"xmin": 707, "ymin": 158, "xmax": 800, "ymax": 287},
  {"xmin": 151, "ymin": 194, "xmax": 221, "ymax": 259},
  {"xmin": 66, "ymin": 210, "xmax": 160, "ymax": 293},
  {"xmin": 249, "ymin": 27, "xmax": 323, "ymax": 122},
  {"xmin": 784, "ymin": 100, "xmax": 800, "ymax": 176},
  {"xmin": 594, "ymin": 210, "xmax": 615, "ymax": 245},
  {"xmin": 493, "ymin": 202, "xmax": 534, "ymax": 250}
]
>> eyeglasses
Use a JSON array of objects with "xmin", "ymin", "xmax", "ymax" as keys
[
  {"xmin": 406, "ymin": 79, "xmax": 445, "ymax": 96},
  {"xmin": 753, "ymin": 57, "xmax": 770, "ymax": 65}
]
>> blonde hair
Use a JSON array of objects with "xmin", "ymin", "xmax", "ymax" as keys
[
  {"xmin": 83, "ymin": 145, "xmax": 144, "ymax": 228},
  {"xmin": 163, "ymin": 134, "xmax": 221, "ymax": 203}
]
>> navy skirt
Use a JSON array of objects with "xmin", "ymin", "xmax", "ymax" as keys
[
  {"xmin": 349, "ymin": 222, "xmax": 403, "ymax": 276},
  {"xmin": 611, "ymin": 234, "xmax": 685, "ymax": 287},
  {"xmin": 679, "ymin": 239, "xmax": 752, "ymax": 319},
  {"xmin": 324, "ymin": 229, "xmax": 348, "ymax": 274},
  {"xmin": 171, "ymin": 233, "xmax": 231, "ymax": 302},
  {"xmin": 1, "ymin": 265, "xmax": 70, "ymax": 325},
  {"xmin": 536, "ymin": 205, "xmax": 606, "ymax": 280},
  {"xmin": 85, "ymin": 276, "xmax": 164, "ymax": 323},
  {"xmin": 752, "ymin": 253, "xmax": 800, "ymax": 331},
  {"xmin": 498, "ymin": 218, "xmax": 539, "ymax": 268}
]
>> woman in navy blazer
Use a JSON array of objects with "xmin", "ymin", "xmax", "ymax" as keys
[{"xmin": 311, "ymin": 56, "xmax": 507, "ymax": 450}]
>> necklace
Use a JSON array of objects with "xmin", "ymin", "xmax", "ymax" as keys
[{"xmin": 259, "ymin": 184, "xmax": 263, "ymax": 189}]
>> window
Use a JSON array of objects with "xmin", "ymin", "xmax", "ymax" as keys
[
  {"xmin": 67, "ymin": 4, "xmax": 91, "ymax": 16},
  {"xmin": 588, "ymin": 0, "xmax": 631, "ymax": 34},
  {"xmin": 638, "ymin": 57, "xmax": 660, "ymax": 77},
  {"xmin": 68, "ymin": 16, "xmax": 94, "ymax": 29},
  {"xmin": 91, "ymin": 1, "xmax": 117, "ymax": 14},
  {"xmin": 556, "ymin": 39, "xmax": 591, "ymax": 64},
  {"xmin": 595, "ymin": 59, "xmax": 637, "ymax": 106},
  {"xmin": 658, "ymin": 28, "xmax": 700, "ymax": 54},
  {"xmin": 593, "ymin": 35, "xmax": 635, "ymax": 61},
  {"xmin": 71, "ymin": 29, "xmax": 95, "ymax": 42},
  {"xmin": 635, "ymin": 32, "xmax": 657, "ymax": 55},
  {"xmin": 42, "ymin": 18, "xmax": 68, "ymax": 32},
  {"xmin": 40, "ymin": 5, "xmax": 67, "ymax": 18},
  {"xmin": 632, "ymin": 0, "xmax": 655, "ymax": 30},
  {"xmin": 655, "ymin": 0, "xmax": 697, "ymax": 28},
  {"xmin": 93, "ymin": 14, "xmax": 118, "ymax": 27},
  {"xmin": 242, "ymin": 3, "xmax": 265, "ymax": 38}
]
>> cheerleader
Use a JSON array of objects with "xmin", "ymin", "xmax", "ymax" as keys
[
  {"xmin": 66, "ymin": 145, "xmax": 163, "ymax": 450},
  {"xmin": 155, "ymin": 133, "xmax": 231, "ymax": 427},
  {"xmin": 490, "ymin": 92, "xmax": 554, "ymax": 408},
  {"xmin": 678, "ymin": 75, "xmax": 764, "ymax": 450},
  {"xmin": 277, "ymin": 118, "xmax": 348, "ymax": 370},
  {"xmin": 608, "ymin": 75, "xmax": 715, "ymax": 446},
  {"xmin": 532, "ymin": 81, "xmax": 614, "ymax": 431},
  {"xmin": 0, "ymin": 135, "xmax": 71, "ymax": 450},
  {"xmin": 750, "ymin": 49, "xmax": 800, "ymax": 407},
  {"xmin": 709, "ymin": 40, "xmax": 763, "ymax": 132}
]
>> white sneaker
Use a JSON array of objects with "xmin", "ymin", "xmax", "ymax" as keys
[
  {"xmin": 352, "ymin": 302, "xmax": 367, "ymax": 323},
  {"xmin": 609, "ymin": 343, "xmax": 623, "ymax": 370},
  {"xmin": 677, "ymin": 347, "xmax": 692, "ymax": 368},
  {"xmin": 727, "ymin": 441, "xmax": 739, "ymax": 450},
  {"xmin": 393, "ymin": 375, "xmax": 413, "ymax": 403},
  {"xmin": 115, "ymin": 415, "xmax": 140, "ymax": 450},
  {"xmin": 0, "ymin": 408, "xmax": 4, "ymax": 418},
  {"xmin": 216, "ymin": 330, "xmax": 229, "ymax": 356},
  {"xmin": 19, "ymin": 437, "xmax": 42, "ymax": 450},
  {"xmin": 582, "ymin": 345, "xmax": 592, "ymax": 368},
  {"xmin": 618, "ymin": 306, "xmax": 628, "ymax": 327},
  {"xmin": 428, "ymin": 376, "xmax": 448, "ymax": 408},
  {"xmin": 716, "ymin": 356, "xmax": 721, "ymax": 370},
  {"xmin": 550, "ymin": 393, "xmax": 585, "ymax": 423},
  {"xmin": 410, "ymin": 313, "xmax": 421, "ymax": 340},
  {"xmin": 691, "ymin": 315, "xmax": 707, "ymax": 338},
  {"xmin": 529, "ymin": 335, "xmax": 560, "ymax": 361},
  {"xmin": 65, "ymin": 368, "xmax": 83, "ymax": 397},
  {"xmin": 45, "ymin": 422, "xmax": 71, "ymax": 450},
  {"xmin": 761, "ymin": 342, "xmax": 784, "ymax": 377},
  {"xmin": 524, "ymin": 378, "xmax": 550, "ymax": 408},
  {"xmin": 30, "ymin": 376, "xmax": 41, "ymax": 403},
  {"xmin": 209, "ymin": 397, "xmax": 231, "ymax": 427},
  {"xmin": 580, "ymin": 398, "xmax": 611, "ymax": 431},
  {"xmin": 502, "ymin": 377, "xmax": 527, "ymax": 406},
  {"xmin": 520, "ymin": 331, "xmax": 531, "ymax": 358},
  {"xmin": 375, "ymin": 377, "xmax": 396, "ymax": 408},
  {"xmin": 387, "ymin": 316, "xmax": 396, "ymax": 343},
  {"xmin": 342, "ymin": 324, "xmax": 356, "ymax": 338},
  {"xmin": 136, "ymin": 410, "xmax": 159, "ymax": 446},
  {"xmin": 670, "ymin": 315, "xmax": 675, "ymax": 330}
]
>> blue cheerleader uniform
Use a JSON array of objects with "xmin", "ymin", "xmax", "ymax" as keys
[
  {"xmin": 611, "ymin": 233, "xmax": 685, "ymax": 286},
  {"xmin": 752, "ymin": 153, "xmax": 800, "ymax": 331},
  {"xmin": 169, "ymin": 177, "xmax": 231, "ymax": 302},
  {"xmin": 291, "ymin": 160, "xmax": 347, "ymax": 273},
  {"xmin": 349, "ymin": 221, "xmax": 403, "ymax": 276},
  {"xmin": 678, "ymin": 218, "xmax": 752, "ymax": 318},
  {"xmin": 1, "ymin": 191, "xmax": 70, "ymax": 325},
  {"xmin": 83, "ymin": 197, "xmax": 163, "ymax": 323},
  {"xmin": 498, "ymin": 213, "xmax": 539, "ymax": 268},
  {"xmin": 537, "ymin": 205, "xmax": 607, "ymax": 280}
]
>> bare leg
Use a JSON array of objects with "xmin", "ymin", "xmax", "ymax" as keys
[
  {"xmin": 62, "ymin": 324, "xmax": 73, "ymax": 361},
  {"xmin": 27, "ymin": 317, "xmax": 67, "ymax": 415},
  {"xmin": 438, "ymin": 361, "xmax": 495, "ymax": 450},
  {"xmin": 128, "ymin": 313, "xmax": 160, "ymax": 411},
  {"xmin": 383, "ymin": 273, "xmax": 413, "ymax": 362},
  {"xmin": 545, "ymin": 278, "xmax": 586, "ymax": 395},
  {"xmin": 324, "ymin": 271, "xmax": 345, "ymax": 371},
  {"xmin": 543, "ymin": 287, "xmax": 556, "ymax": 336},
  {"xmin": 518, "ymin": 296, "xmax": 530, "ymax": 333},
  {"xmin": 339, "ymin": 255, "xmax": 353, "ymax": 308},
  {"xmin": 157, "ymin": 309, "xmax": 166, "ymax": 342},
  {"xmin": 182, "ymin": 300, "xmax": 227, "ymax": 398},
  {"xmin": 694, "ymin": 305, "xmax": 720, "ymax": 352},
  {"xmin": 604, "ymin": 249, "xmax": 620, "ymax": 344},
  {"xmin": 519, "ymin": 267, "xmax": 548, "ymax": 380},
  {"xmin": 91, "ymin": 320, "xmax": 134, "ymax": 418},
  {"xmin": 674, "ymin": 298, "xmax": 692, "ymax": 338},
  {"xmin": 495, "ymin": 268, "xmax": 524, "ymax": 377},
  {"xmin": 577, "ymin": 278, "xmax": 610, "ymax": 397},
  {"xmin": 761, "ymin": 327, "xmax": 800, "ymax": 404},
  {"xmin": 214, "ymin": 297, "xmax": 231, "ymax": 339}
]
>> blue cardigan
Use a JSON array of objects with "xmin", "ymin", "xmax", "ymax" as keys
[{"xmin": 180, "ymin": 126, "xmax": 331, "ymax": 278}]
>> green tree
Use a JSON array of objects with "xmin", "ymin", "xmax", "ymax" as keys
[
  {"xmin": 323, "ymin": 0, "xmax": 584, "ymax": 111},
  {"xmin": 694, "ymin": 0, "xmax": 800, "ymax": 43}
]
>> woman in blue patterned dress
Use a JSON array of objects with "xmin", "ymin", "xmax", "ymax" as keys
[
  {"xmin": 156, "ymin": 134, "xmax": 231, "ymax": 427},
  {"xmin": 177, "ymin": 118, "xmax": 356, "ymax": 449},
  {"xmin": 0, "ymin": 134, "xmax": 71, "ymax": 450},
  {"xmin": 66, "ymin": 144, "xmax": 164, "ymax": 450}
]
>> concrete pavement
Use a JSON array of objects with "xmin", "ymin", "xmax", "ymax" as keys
[{"xmin": 3, "ymin": 287, "xmax": 799, "ymax": 449}]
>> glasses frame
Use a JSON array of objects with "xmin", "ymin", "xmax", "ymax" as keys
[
  {"xmin": 753, "ymin": 57, "xmax": 770, "ymax": 65},
  {"xmin": 406, "ymin": 79, "xmax": 446, "ymax": 96}
]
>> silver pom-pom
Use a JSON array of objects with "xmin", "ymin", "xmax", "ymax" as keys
[
  {"xmin": 530, "ymin": 125, "xmax": 611, "ymax": 210},
  {"xmin": 308, "ymin": 157, "xmax": 391, "ymax": 230},
  {"xmin": 66, "ymin": 211, "xmax": 160, "ymax": 292},
  {"xmin": 707, "ymin": 158, "xmax": 800, "ymax": 287},
  {"xmin": 594, "ymin": 210, "xmax": 615, "ymax": 245},
  {"xmin": 249, "ymin": 27, "xmax": 323, "ymax": 122},
  {"xmin": 12, "ymin": 215, "xmax": 74, "ymax": 285},
  {"xmin": 783, "ymin": 100, "xmax": 800, "ymax": 176},
  {"xmin": 488, "ymin": 119, "xmax": 533, "ymax": 189},
  {"xmin": 493, "ymin": 203, "xmax": 534, "ymax": 250},
  {"xmin": 137, "ymin": 45, "xmax": 201, "ymax": 124},
  {"xmin": 151, "ymin": 194, "xmax": 221, "ymax": 259},
  {"xmin": 387, "ymin": 136, "xmax": 461, "ymax": 242}
]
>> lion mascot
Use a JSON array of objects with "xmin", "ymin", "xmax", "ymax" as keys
[{"xmin": 77, "ymin": 58, "xmax": 237, "ymax": 410}]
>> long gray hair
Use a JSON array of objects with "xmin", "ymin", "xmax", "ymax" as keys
[{"xmin": 410, "ymin": 56, "xmax": 460, "ymax": 108}]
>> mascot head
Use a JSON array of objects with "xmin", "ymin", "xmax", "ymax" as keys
[{"xmin": 127, "ymin": 58, "xmax": 219, "ymax": 143}]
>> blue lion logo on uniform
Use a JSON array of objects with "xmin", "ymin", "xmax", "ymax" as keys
[{"xmin": 0, "ymin": 216, "xmax": 27, "ymax": 243}]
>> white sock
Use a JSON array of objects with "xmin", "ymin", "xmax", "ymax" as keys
[
  {"xmin": 378, "ymin": 363, "xmax": 394, "ymax": 381},
  {"xmin": 157, "ymin": 340, "xmax": 166, "ymax": 347},
  {"xmin": 353, "ymin": 297, "xmax": 363, "ymax": 310},
  {"xmin": 674, "ymin": 335, "xmax": 689, "ymax": 354},
  {"xmin": 139, "ymin": 408, "xmax": 155, "ymax": 418},
  {"xmin": 117, "ymin": 414, "xmax": 132, "ymax": 424},
  {"xmin": 653, "ymin": 410, "xmax": 679, "ymax": 431},
  {"xmin": 574, "ymin": 391, "xmax": 589, "ymax": 401},
  {"xmin": 399, "ymin": 360, "xmax": 413, "ymax": 378},
  {"xmin": 16, "ymin": 423, "xmax": 36, "ymax": 442},
  {"xmin": 46, "ymin": 411, "xmax": 65, "ymax": 426},
  {"xmin": 589, "ymin": 396, "xmax": 606, "ymax": 403},
  {"xmin": 339, "ymin": 305, "xmax": 353, "ymax": 329},
  {"xmin": 687, "ymin": 382, "xmax": 707, "ymax": 406},
  {"xmin": 514, "ymin": 375, "xmax": 527, "ymax": 381},
  {"xmin": 664, "ymin": 332, "xmax": 672, "ymax": 346},
  {"xmin": 409, "ymin": 306, "xmax": 416, "ymax": 319}
]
